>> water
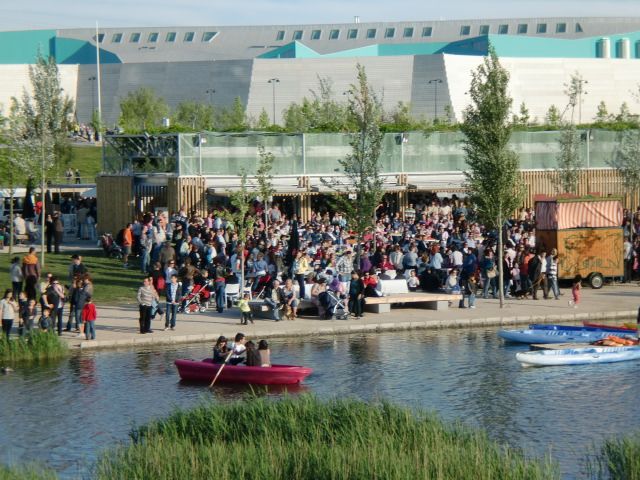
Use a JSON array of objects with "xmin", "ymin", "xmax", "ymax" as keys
[{"xmin": 1, "ymin": 327, "xmax": 638, "ymax": 479}]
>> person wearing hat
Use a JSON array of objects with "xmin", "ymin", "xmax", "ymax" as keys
[{"xmin": 546, "ymin": 248, "xmax": 560, "ymax": 300}]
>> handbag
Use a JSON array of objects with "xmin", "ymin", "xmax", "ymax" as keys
[{"xmin": 486, "ymin": 267, "xmax": 497, "ymax": 279}]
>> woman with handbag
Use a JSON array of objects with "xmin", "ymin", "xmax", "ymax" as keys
[{"xmin": 481, "ymin": 250, "xmax": 497, "ymax": 299}]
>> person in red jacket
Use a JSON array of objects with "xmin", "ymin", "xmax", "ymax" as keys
[{"xmin": 81, "ymin": 296, "xmax": 97, "ymax": 340}]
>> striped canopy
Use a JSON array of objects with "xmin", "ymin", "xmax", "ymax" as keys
[{"xmin": 535, "ymin": 199, "xmax": 623, "ymax": 230}]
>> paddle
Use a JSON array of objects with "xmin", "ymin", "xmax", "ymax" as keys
[{"xmin": 209, "ymin": 350, "xmax": 234, "ymax": 388}]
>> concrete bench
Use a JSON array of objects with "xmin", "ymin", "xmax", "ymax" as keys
[{"xmin": 365, "ymin": 280, "xmax": 462, "ymax": 313}]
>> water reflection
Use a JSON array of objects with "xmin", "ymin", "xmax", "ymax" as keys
[{"xmin": 0, "ymin": 327, "xmax": 638, "ymax": 479}]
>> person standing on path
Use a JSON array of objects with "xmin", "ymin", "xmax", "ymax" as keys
[
  {"xmin": 81, "ymin": 296, "xmax": 97, "ymax": 340},
  {"xmin": 21, "ymin": 247, "xmax": 41, "ymax": 301},
  {"xmin": 165, "ymin": 274, "xmax": 180, "ymax": 331},
  {"xmin": 1, "ymin": 289, "xmax": 19, "ymax": 340},
  {"xmin": 137, "ymin": 277, "xmax": 158, "ymax": 334},
  {"xmin": 46, "ymin": 277, "xmax": 66, "ymax": 336},
  {"xmin": 121, "ymin": 223, "xmax": 133, "ymax": 268},
  {"xmin": 53, "ymin": 214, "xmax": 64, "ymax": 254},
  {"xmin": 10, "ymin": 256, "xmax": 23, "ymax": 300}
]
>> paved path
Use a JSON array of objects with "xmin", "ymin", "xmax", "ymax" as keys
[{"xmin": 65, "ymin": 283, "xmax": 640, "ymax": 350}]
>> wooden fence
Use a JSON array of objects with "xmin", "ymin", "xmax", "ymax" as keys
[
  {"xmin": 168, "ymin": 176, "xmax": 206, "ymax": 216},
  {"xmin": 96, "ymin": 176, "xmax": 134, "ymax": 235}
]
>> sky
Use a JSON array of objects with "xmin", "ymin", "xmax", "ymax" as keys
[{"xmin": 2, "ymin": 0, "xmax": 640, "ymax": 30}]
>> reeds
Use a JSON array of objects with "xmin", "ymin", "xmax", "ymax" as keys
[
  {"xmin": 0, "ymin": 465, "xmax": 57, "ymax": 480},
  {"xmin": 0, "ymin": 330, "xmax": 68, "ymax": 363},
  {"xmin": 95, "ymin": 395, "xmax": 559, "ymax": 480},
  {"xmin": 587, "ymin": 433, "xmax": 640, "ymax": 480}
]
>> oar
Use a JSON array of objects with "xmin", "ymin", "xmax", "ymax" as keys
[{"xmin": 209, "ymin": 351, "xmax": 233, "ymax": 388}]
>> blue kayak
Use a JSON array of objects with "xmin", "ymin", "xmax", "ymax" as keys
[
  {"xmin": 499, "ymin": 328, "xmax": 616, "ymax": 344},
  {"xmin": 516, "ymin": 345, "xmax": 640, "ymax": 367},
  {"xmin": 529, "ymin": 324, "xmax": 638, "ymax": 334}
]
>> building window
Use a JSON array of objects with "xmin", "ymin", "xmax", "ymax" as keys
[
  {"xmin": 112, "ymin": 33, "xmax": 123, "ymax": 43},
  {"xmin": 536, "ymin": 23, "xmax": 547, "ymax": 34},
  {"xmin": 498, "ymin": 24, "xmax": 509, "ymax": 35},
  {"xmin": 184, "ymin": 32, "xmax": 195, "ymax": 42},
  {"xmin": 479, "ymin": 25, "xmax": 489, "ymax": 35},
  {"xmin": 460, "ymin": 25, "xmax": 471, "ymax": 36},
  {"xmin": 130, "ymin": 32, "xmax": 141, "ymax": 43},
  {"xmin": 403, "ymin": 27, "xmax": 414, "ymax": 38},
  {"xmin": 276, "ymin": 30, "xmax": 285, "ymax": 41},
  {"xmin": 292, "ymin": 30, "xmax": 303, "ymax": 40},
  {"xmin": 422, "ymin": 26, "xmax": 433, "ymax": 37},
  {"xmin": 556, "ymin": 23, "xmax": 567, "ymax": 33},
  {"xmin": 93, "ymin": 33, "xmax": 105, "ymax": 43},
  {"xmin": 575, "ymin": 23, "xmax": 583, "ymax": 33},
  {"xmin": 329, "ymin": 29, "xmax": 340, "ymax": 40},
  {"xmin": 348, "ymin": 29, "xmax": 358, "ymax": 39},
  {"xmin": 367, "ymin": 28, "xmax": 377, "ymax": 39},
  {"xmin": 385, "ymin": 27, "xmax": 396, "ymax": 38},
  {"xmin": 311, "ymin": 30, "xmax": 321, "ymax": 40},
  {"xmin": 517, "ymin": 24, "xmax": 528, "ymax": 34},
  {"xmin": 148, "ymin": 32, "xmax": 158, "ymax": 43},
  {"xmin": 166, "ymin": 32, "xmax": 176, "ymax": 42},
  {"xmin": 202, "ymin": 32, "xmax": 218, "ymax": 42}
]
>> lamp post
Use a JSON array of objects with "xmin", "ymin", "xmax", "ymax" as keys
[
  {"xmin": 578, "ymin": 79, "xmax": 588, "ymax": 125},
  {"xmin": 88, "ymin": 76, "xmax": 96, "ymax": 117},
  {"xmin": 268, "ymin": 78, "xmax": 280, "ymax": 125},
  {"xmin": 428, "ymin": 79, "xmax": 443, "ymax": 120},
  {"xmin": 205, "ymin": 88, "xmax": 215, "ymax": 105}
]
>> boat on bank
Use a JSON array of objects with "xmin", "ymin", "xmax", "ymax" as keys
[
  {"xmin": 516, "ymin": 345, "xmax": 640, "ymax": 367},
  {"xmin": 530, "ymin": 324, "xmax": 638, "ymax": 335},
  {"xmin": 175, "ymin": 358, "xmax": 313, "ymax": 385},
  {"xmin": 582, "ymin": 322, "xmax": 637, "ymax": 333},
  {"xmin": 499, "ymin": 328, "xmax": 613, "ymax": 344}
]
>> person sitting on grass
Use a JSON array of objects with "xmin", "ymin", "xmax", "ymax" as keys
[
  {"xmin": 82, "ymin": 296, "xmax": 97, "ymax": 340},
  {"xmin": 39, "ymin": 307, "xmax": 52, "ymax": 331}
]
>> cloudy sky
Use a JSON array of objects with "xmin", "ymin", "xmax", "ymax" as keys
[{"xmin": 2, "ymin": 0, "xmax": 639, "ymax": 30}]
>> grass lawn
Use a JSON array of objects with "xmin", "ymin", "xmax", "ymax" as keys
[
  {"xmin": 67, "ymin": 145, "xmax": 102, "ymax": 183},
  {"xmin": 0, "ymin": 249, "xmax": 143, "ymax": 305}
]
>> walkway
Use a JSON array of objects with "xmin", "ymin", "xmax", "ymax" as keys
[{"xmin": 67, "ymin": 283, "xmax": 639, "ymax": 350}]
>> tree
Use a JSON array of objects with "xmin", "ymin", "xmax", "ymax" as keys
[
  {"xmin": 119, "ymin": 87, "xmax": 169, "ymax": 132},
  {"xmin": 218, "ymin": 97, "xmax": 248, "ymax": 131},
  {"xmin": 172, "ymin": 101, "xmax": 215, "ymax": 130},
  {"xmin": 225, "ymin": 172, "xmax": 255, "ymax": 291},
  {"xmin": 616, "ymin": 102, "xmax": 632, "ymax": 123},
  {"xmin": 609, "ymin": 129, "xmax": 640, "ymax": 203},
  {"xmin": 554, "ymin": 123, "xmax": 582, "ymax": 193},
  {"xmin": 545, "ymin": 105, "xmax": 561, "ymax": 127},
  {"xmin": 255, "ymin": 145, "xmax": 276, "ymax": 227},
  {"xmin": 594, "ymin": 101, "xmax": 610, "ymax": 124},
  {"xmin": 9, "ymin": 52, "xmax": 74, "ymax": 265},
  {"xmin": 255, "ymin": 109, "xmax": 271, "ymax": 130},
  {"xmin": 461, "ymin": 48, "xmax": 523, "ymax": 308},
  {"xmin": 563, "ymin": 72, "xmax": 587, "ymax": 124},
  {"xmin": 512, "ymin": 102, "xmax": 530, "ymax": 128},
  {"xmin": 322, "ymin": 64, "xmax": 385, "ymax": 264}
]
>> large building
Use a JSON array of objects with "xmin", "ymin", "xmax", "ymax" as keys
[{"xmin": 1, "ymin": 17, "xmax": 640, "ymax": 125}]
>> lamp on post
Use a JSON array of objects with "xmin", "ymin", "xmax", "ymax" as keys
[
  {"xmin": 88, "ymin": 76, "xmax": 96, "ymax": 117},
  {"xmin": 267, "ymin": 78, "xmax": 280, "ymax": 125},
  {"xmin": 428, "ymin": 79, "xmax": 443, "ymax": 120}
]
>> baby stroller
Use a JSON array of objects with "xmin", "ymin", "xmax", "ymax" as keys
[
  {"xmin": 101, "ymin": 233, "xmax": 123, "ymax": 259},
  {"xmin": 319, "ymin": 290, "xmax": 349, "ymax": 320},
  {"xmin": 252, "ymin": 273, "xmax": 273, "ymax": 299},
  {"xmin": 180, "ymin": 282, "xmax": 213, "ymax": 313}
]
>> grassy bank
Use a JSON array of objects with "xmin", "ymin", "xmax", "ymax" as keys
[
  {"xmin": 96, "ymin": 395, "xmax": 559, "ymax": 480},
  {"xmin": 0, "ymin": 330, "xmax": 68, "ymax": 362},
  {"xmin": 0, "ymin": 465, "xmax": 56, "ymax": 480},
  {"xmin": 0, "ymin": 250, "xmax": 141, "ymax": 305},
  {"xmin": 589, "ymin": 433, "xmax": 640, "ymax": 480},
  {"xmin": 67, "ymin": 145, "xmax": 102, "ymax": 183}
]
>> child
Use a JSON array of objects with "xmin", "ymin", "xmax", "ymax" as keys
[
  {"xmin": 39, "ymin": 307, "xmax": 52, "ymax": 331},
  {"xmin": 258, "ymin": 339, "xmax": 271, "ymax": 367},
  {"xmin": 20, "ymin": 299, "xmax": 37, "ymax": 337},
  {"xmin": 238, "ymin": 293, "xmax": 254, "ymax": 325},
  {"xmin": 570, "ymin": 275, "xmax": 582, "ymax": 308},
  {"xmin": 245, "ymin": 340, "xmax": 261, "ymax": 366},
  {"xmin": 82, "ymin": 296, "xmax": 97, "ymax": 340},
  {"xmin": 467, "ymin": 274, "xmax": 478, "ymax": 309}
]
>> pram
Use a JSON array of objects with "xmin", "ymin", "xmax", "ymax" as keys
[
  {"xmin": 252, "ymin": 273, "xmax": 273, "ymax": 299},
  {"xmin": 319, "ymin": 290, "xmax": 349, "ymax": 320},
  {"xmin": 101, "ymin": 233, "xmax": 123, "ymax": 259},
  {"xmin": 180, "ymin": 282, "xmax": 213, "ymax": 313}
]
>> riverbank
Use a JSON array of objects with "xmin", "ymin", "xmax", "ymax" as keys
[{"xmin": 61, "ymin": 283, "xmax": 639, "ymax": 351}]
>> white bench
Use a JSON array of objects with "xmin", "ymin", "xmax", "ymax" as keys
[{"xmin": 364, "ymin": 279, "xmax": 462, "ymax": 313}]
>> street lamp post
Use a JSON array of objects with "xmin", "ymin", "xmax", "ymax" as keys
[
  {"xmin": 428, "ymin": 79, "xmax": 443, "ymax": 120},
  {"xmin": 268, "ymin": 78, "xmax": 280, "ymax": 125},
  {"xmin": 578, "ymin": 79, "xmax": 588, "ymax": 125},
  {"xmin": 88, "ymin": 76, "xmax": 96, "ymax": 117},
  {"xmin": 205, "ymin": 88, "xmax": 215, "ymax": 105}
]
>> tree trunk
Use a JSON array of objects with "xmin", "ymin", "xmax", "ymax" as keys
[
  {"xmin": 40, "ymin": 141, "xmax": 46, "ymax": 268},
  {"xmin": 8, "ymin": 190, "xmax": 14, "ymax": 255},
  {"xmin": 240, "ymin": 243, "xmax": 245, "ymax": 300},
  {"xmin": 497, "ymin": 214, "xmax": 505, "ymax": 309}
]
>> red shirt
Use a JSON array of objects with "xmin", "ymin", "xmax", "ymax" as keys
[{"xmin": 81, "ymin": 303, "xmax": 97, "ymax": 322}]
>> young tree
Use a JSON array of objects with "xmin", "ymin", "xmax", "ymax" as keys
[
  {"xmin": 563, "ymin": 72, "xmax": 588, "ymax": 124},
  {"xmin": 255, "ymin": 109, "xmax": 271, "ymax": 130},
  {"xmin": 609, "ymin": 128, "xmax": 640, "ymax": 202},
  {"xmin": 461, "ymin": 48, "xmax": 523, "ymax": 308},
  {"xmin": 119, "ymin": 87, "xmax": 169, "ymax": 132},
  {"xmin": 219, "ymin": 97, "xmax": 248, "ymax": 131},
  {"xmin": 224, "ymin": 172, "xmax": 255, "ymax": 292},
  {"xmin": 172, "ymin": 101, "xmax": 215, "ymax": 130},
  {"xmin": 322, "ymin": 64, "xmax": 385, "ymax": 264},
  {"xmin": 594, "ymin": 101, "xmax": 610, "ymax": 124},
  {"xmin": 554, "ymin": 123, "xmax": 582, "ymax": 193},
  {"xmin": 545, "ymin": 105, "xmax": 562, "ymax": 127},
  {"xmin": 255, "ymin": 144, "xmax": 276, "ymax": 228},
  {"xmin": 512, "ymin": 102, "xmax": 530, "ymax": 128}
]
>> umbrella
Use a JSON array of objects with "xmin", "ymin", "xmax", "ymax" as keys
[{"xmin": 22, "ymin": 180, "xmax": 35, "ymax": 220}]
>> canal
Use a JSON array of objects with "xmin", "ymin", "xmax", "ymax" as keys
[{"xmin": 0, "ymin": 326, "xmax": 638, "ymax": 479}]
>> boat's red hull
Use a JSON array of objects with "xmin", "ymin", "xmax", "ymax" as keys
[
  {"xmin": 582, "ymin": 322, "xmax": 637, "ymax": 333},
  {"xmin": 175, "ymin": 359, "xmax": 313, "ymax": 385}
]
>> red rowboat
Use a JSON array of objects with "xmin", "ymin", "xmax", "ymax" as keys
[
  {"xmin": 175, "ymin": 358, "xmax": 313, "ymax": 385},
  {"xmin": 582, "ymin": 322, "xmax": 637, "ymax": 333}
]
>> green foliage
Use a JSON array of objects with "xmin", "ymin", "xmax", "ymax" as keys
[
  {"xmin": 380, "ymin": 101, "xmax": 429, "ymax": 133},
  {"xmin": 0, "ymin": 464, "xmax": 57, "ymax": 480},
  {"xmin": 545, "ymin": 105, "xmax": 562, "ymax": 128},
  {"xmin": 322, "ymin": 65, "xmax": 385, "ymax": 257},
  {"xmin": 218, "ymin": 97, "xmax": 248, "ymax": 131},
  {"xmin": 172, "ymin": 101, "xmax": 215, "ymax": 131},
  {"xmin": 96, "ymin": 395, "xmax": 559, "ymax": 480},
  {"xmin": 461, "ymin": 49, "xmax": 523, "ymax": 230},
  {"xmin": 255, "ymin": 108, "xmax": 271, "ymax": 130},
  {"xmin": 0, "ymin": 330, "xmax": 68, "ymax": 362},
  {"xmin": 119, "ymin": 87, "xmax": 169, "ymax": 132},
  {"xmin": 512, "ymin": 102, "xmax": 531, "ymax": 128},
  {"xmin": 588, "ymin": 432, "xmax": 640, "ymax": 480},
  {"xmin": 554, "ymin": 123, "xmax": 583, "ymax": 194},
  {"xmin": 594, "ymin": 101, "xmax": 610, "ymax": 124},
  {"xmin": 563, "ymin": 71, "xmax": 588, "ymax": 124},
  {"xmin": 609, "ymin": 128, "xmax": 640, "ymax": 195},
  {"xmin": 255, "ymin": 145, "xmax": 275, "ymax": 206}
]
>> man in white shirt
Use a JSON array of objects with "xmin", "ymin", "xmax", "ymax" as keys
[{"xmin": 229, "ymin": 332, "xmax": 247, "ymax": 365}]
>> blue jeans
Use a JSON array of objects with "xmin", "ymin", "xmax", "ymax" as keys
[
  {"xmin": 548, "ymin": 276, "xmax": 559, "ymax": 299},
  {"xmin": 140, "ymin": 247, "xmax": 150, "ymax": 273},
  {"xmin": 85, "ymin": 320, "xmax": 95, "ymax": 340},
  {"xmin": 215, "ymin": 283, "xmax": 225, "ymax": 312},
  {"xmin": 469, "ymin": 293, "xmax": 476, "ymax": 307},
  {"xmin": 482, "ymin": 275, "xmax": 496, "ymax": 298},
  {"xmin": 264, "ymin": 297, "xmax": 280, "ymax": 320},
  {"xmin": 165, "ymin": 303, "xmax": 178, "ymax": 328},
  {"xmin": 2, "ymin": 319, "xmax": 13, "ymax": 340}
]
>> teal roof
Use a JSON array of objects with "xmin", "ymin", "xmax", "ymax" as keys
[
  {"xmin": 53, "ymin": 37, "xmax": 120, "ymax": 64},
  {"xmin": 258, "ymin": 31, "xmax": 640, "ymax": 60}
]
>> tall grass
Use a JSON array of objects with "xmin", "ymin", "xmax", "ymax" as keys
[
  {"xmin": 587, "ymin": 433, "xmax": 640, "ymax": 480},
  {"xmin": 0, "ymin": 330, "xmax": 68, "ymax": 363},
  {"xmin": 96, "ymin": 395, "xmax": 559, "ymax": 480},
  {"xmin": 0, "ymin": 465, "xmax": 57, "ymax": 480}
]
